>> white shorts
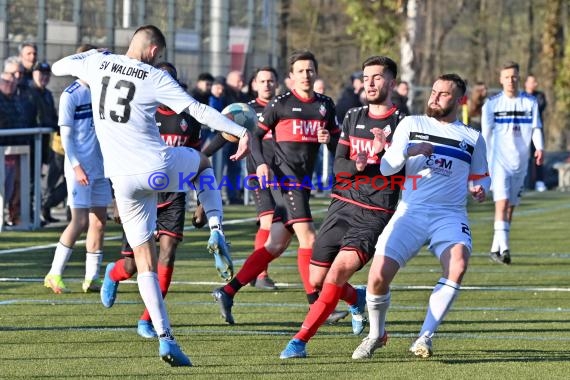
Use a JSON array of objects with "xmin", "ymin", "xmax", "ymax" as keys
[
  {"xmin": 111, "ymin": 147, "xmax": 201, "ymax": 248},
  {"xmin": 374, "ymin": 206, "xmax": 472, "ymax": 268},
  {"xmin": 65, "ymin": 176, "xmax": 112, "ymax": 209},
  {"xmin": 490, "ymin": 165, "xmax": 525, "ymax": 205}
]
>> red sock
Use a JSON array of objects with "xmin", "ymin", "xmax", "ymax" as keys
[
  {"xmin": 297, "ymin": 248, "xmax": 314, "ymax": 294},
  {"xmin": 141, "ymin": 265, "xmax": 173, "ymax": 321},
  {"xmin": 294, "ymin": 283, "xmax": 343, "ymax": 342},
  {"xmin": 340, "ymin": 282, "xmax": 357, "ymax": 306},
  {"xmin": 110, "ymin": 259, "xmax": 132, "ymax": 282},
  {"xmin": 254, "ymin": 228, "xmax": 270, "ymax": 251},
  {"xmin": 255, "ymin": 228, "xmax": 271, "ymax": 278},
  {"xmin": 224, "ymin": 246, "xmax": 275, "ymax": 296}
]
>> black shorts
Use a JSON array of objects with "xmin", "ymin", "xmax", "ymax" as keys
[
  {"xmin": 247, "ymin": 176, "xmax": 275, "ymax": 217},
  {"xmin": 311, "ymin": 198, "xmax": 392, "ymax": 269},
  {"xmin": 121, "ymin": 192, "xmax": 186, "ymax": 255},
  {"xmin": 271, "ymin": 186, "xmax": 312, "ymax": 229}
]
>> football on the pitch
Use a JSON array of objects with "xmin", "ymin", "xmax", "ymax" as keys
[{"xmin": 221, "ymin": 102, "xmax": 258, "ymax": 142}]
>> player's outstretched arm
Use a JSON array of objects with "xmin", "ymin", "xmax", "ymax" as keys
[{"xmin": 51, "ymin": 49, "xmax": 99, "ymax": 77}]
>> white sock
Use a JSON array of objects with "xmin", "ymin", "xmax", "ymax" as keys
[
  {"xmin": 418, "ymin": 277, "xmax": 460, "ymax": 338},
  {"xmin": 366, "ymin": 291, "xmax": 391, "ymax": 340},
  {"xmin": 48, "ymin": 243, "xmax": 73, "ymax": 276},
  {"xmin": 194, "ymin": 167, "xmax": 223, "ymax": 229},
  {"xmin": 137, "ymin": 271, "xmax": 171, "ymax": 336},
  {"xmin": 85, "ymin": 251, "xmax": 103, "ymax": 281},
  {"xmin": 494, "ymin": 221, "xmax": 510, "ymax": 253}
]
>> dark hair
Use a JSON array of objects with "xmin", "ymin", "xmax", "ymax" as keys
[
  {"xmin": 197, "ymin": 72, "xmax": 214, "ymax": 82},
  {"xmin": 155, "ymin": 61, "xmax": 178, "ymax": 81},
  {"xmin": 254, "ymin": 66, "xmax": 279, "ymax": 81},
  {"xmin": 501, "ymin": 61, "xmax": 519, "ymax": 72},
  {"xmin": 288, "ymin": 50, "xmax": 318, "ymax": 73},
  {"xmin": 437, "ymin": 73, "xmax": 467, "ymax": 97},
  {"xmin": 362, "ymin": 56, "xmax": 398, "ymax": 78},
  {"xmin": 76, "ymin": 44, "xmax": 97, "ymax": 54},
  {"xmin": 134, "ymin": 25, "xmax": 166, "ymax": 49}
]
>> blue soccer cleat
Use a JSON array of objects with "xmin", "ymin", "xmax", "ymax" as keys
[
  {"xmin": 207, "ymin": 229, "xmax": 234, "ymax": 282},
  {"xmin": 348, "ymin": 286, "xmax": 368, "ymax": 335},
  {"xmin": 100, "ymin": 263, "xmax": 119, "ymax": 308},
  {"xmin": 159, "ymin": 334, "xmax": 192, "ymax": 367},
  {"xmin": 280, "ymin": 339, "xmax": 307, "ymax": 359},
  {"xmin": 137, "ymin": 319, "xmax": 157, "ymax": 339}
]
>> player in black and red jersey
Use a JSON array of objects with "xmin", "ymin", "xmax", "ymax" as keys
[
  {"xmin": 279, "ymin": 56, "xmax": 405, "ymax": 359},
  {"xmin": 101, "ymin": 62, "xmax": 229, "ymax": 338},
  {"xmin": 213, "ymin": 50, "xmax": 341, "ymax": 324},
  {"xmin": 245, "ymin": 66, "xmax": 280, "ymax": 290}
]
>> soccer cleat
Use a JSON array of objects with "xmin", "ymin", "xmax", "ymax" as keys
[
  {"xmin": 489, "ymin": 250, "xmax": 511, "ymax": 265},
  {"xmin": 100, "ymin": 263, "xmax": 119, "ymax": 308},
  {"xmin": 325, "ymin": 309, "xmax": 349, "ymax": 325},
  {"xmin": 44, "ymin": 274, "xmax": 67, "ymax": 294},
  {"xmin": 501, "ymin": 250, "xmax": 511, "ymax": 265},
  {"xmin": 207, "ymin": 229, "xmax": 234, "ymax": 281},
  {"xmin": 254, "ymin": 275, "xmax": 277, "ymax": 290},
  {"xmin": 535, "ymin": 181, "xmax": 547, "ymax": 192},
  {"xmin": 279, "ymin": 338, "xmax": 307, "ymax": 359},
  {"xmin": 348, "ymin": 286, "xmax": 368, "ymax": 335},
  {"xmin": 409, "ymin": 335, "xmax": 433, "ymax": 358},
  {"xmin": 212, "ymin": 287, "xmax": 235, "ymax": 325},
  {"xmin": 82, "ymin": 278, "xmax": 102, "ymax": 293},
  {"xmin": 352, "ymin": 331, "xmax": 389, "ymax": 359},
  {"xmin": 159, "ymin": 334, "xmax": 192, "ymax": 367},
  {"xmin": 137, "ymin": 319, "xmax": 158, "ymax": 339}
]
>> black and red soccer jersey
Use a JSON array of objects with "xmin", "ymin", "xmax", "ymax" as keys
[
  {"xmin": 332, "ymin": 106, "xmax": 405, "ymax": 211},
  {"xmin": 155, "ymin": 107, "xmax": 202, "ymax": 207},
  {"xmin": 252, "ymin": 90, "xmax": 340, "ymax": 185},
  {"xmin": 155, "ymin": 107, "xmax": 201, "ymax": 150},
  {"xmin": 246, "ymin": 97, "xmax": 274, "ymax": 175}
]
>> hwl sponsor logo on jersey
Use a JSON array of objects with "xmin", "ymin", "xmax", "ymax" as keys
[
  {"xmin": 292, "ymin": 120, "xmax": 324, "ymax": 137},
  {"xmin": 350, "ymin": 137, "xmax": 380, "ymax": 164}
]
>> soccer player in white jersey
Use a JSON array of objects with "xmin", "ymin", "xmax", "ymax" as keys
[
  {"xmin": 44, "ymin": 44, "xmax": 112, "ymax": 295},
  {"xmin": 352, "ymin": 74, "xmax": 490, "ymax": 360},
  {"xmin": 481, "ymin": 61, "xmax": 544, "ymax": 265},
  {"xmin": 51, "ymin": 25, "xmax": 250, "ymax": 367}
]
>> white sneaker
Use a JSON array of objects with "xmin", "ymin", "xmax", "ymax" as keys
[
  {"xmin": 535, "ymin": 181, "xmax": 547, "ymax": 192},
  {"xmin": 352, "ymin": 331, "xmax": 388, "ymax": 359},
  {"xmin": 409, "ymin": 335, "xmax": 433, "ymax": 358}
]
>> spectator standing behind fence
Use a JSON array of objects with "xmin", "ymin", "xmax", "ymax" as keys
[
  {"xmin": 524, "ymin": 74, "xmax": 547, "ymax": 192},
  {"xmin": 482, "ymin": 61, "xmax": 544, "ymax": 266},
  {"xmin": 2, "ymin": 56, "xmax": 37, "ymax": 226},
  {"xmin": 18, "ymin": 42, "xmax": 37, "ymax": 86},
  {"xmin": 43, "ymin": 43, "xmax": 112, "ymax": 295},
  {"xmin": 0, "ymin": 69, "xmax": 28, "ymax": 227},
  {"xmin": 391, "ymin": 80, "xmax": 411, "ymax": 116},
  {"xmin": 467, "ymin": 81, "xmax": 487, "ymax": 131},
  {"xmin": 336, "ymin": 71, "xmax": 364, "ymax": 122}
]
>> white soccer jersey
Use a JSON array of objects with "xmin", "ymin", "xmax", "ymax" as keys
[
  {"xmin": 481, "ymin": 91, "xmax": 542, "ymax": 175},
  {"xmin": 59, "ymin": 80, "xmax": 104, "ymax": 179},
  {"xmin": 52, "ymin": 50, "xmax": 246, "ymax": 177},
  {"xmin": 381, "ymin": 115, "xmax": 488, "ymax": 209}
]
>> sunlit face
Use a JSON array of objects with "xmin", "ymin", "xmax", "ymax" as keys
[
  {"xmin": 3, "ymin": 62, "xmax": 23, "ymax": 83},
  {"xmin": 525, "ymin": 75, "xmax": 538, "ymax": 93},
  {"xmin": 363, "ymin": 65, "xmax": 393, "ymax": 105},
  {"xmin": 500, "ymin": 67, "xmax": 519, "ymax": 96},
  {"xmin": 313, "ymin": 79, "xmax": 325, "ymax": 94},
  {"xmin": 19, "ymin": 46, "xmax": 37, "ymax": 69},
  {"xmin": 426, "ymin": 79, "xmax": 458, "ymax": 119},
  {"xmin": 254, "ymin": 70, "xmax": 277, "ymax": 101},
  {"xmin": 289, "ymin": 59, "xmax": 316, "ymax": 94}
]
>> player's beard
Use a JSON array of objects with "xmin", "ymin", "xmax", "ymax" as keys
[
  {"xmin": 426, "ymin": 102, "xmax": 453, "ymax": 118},
  {"xmin": 367, "ymin": 86, "xmax": 389, "ymax": 105}
]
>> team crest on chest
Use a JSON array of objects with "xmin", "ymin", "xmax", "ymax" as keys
[
  {"xmin": 383, "ymin": 125, "xmax": 392, "ymax": 137},
  {"xmin": 319, "ymin": 103, "xmax": 326, "ymax": 117},
  {"xmin": 179, "ymin": 118, "xmax": 188, "ymax": 132},
  {"xmin": 459, "ymin": 139, "xmax": 468, "ymax": 151}
]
